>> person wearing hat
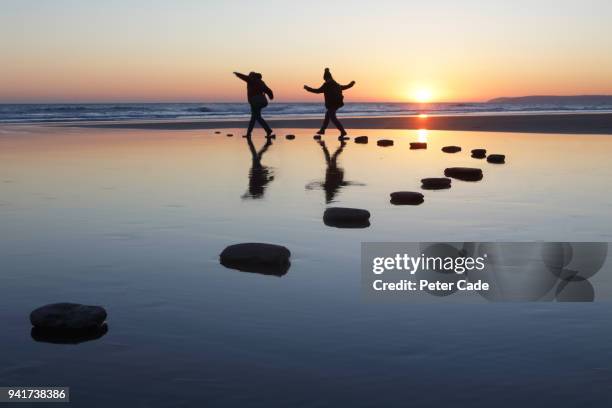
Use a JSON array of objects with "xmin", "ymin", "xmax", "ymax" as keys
[{"xmin": 304, "ymin": 68, "xmax": 355, "ymax": 139}]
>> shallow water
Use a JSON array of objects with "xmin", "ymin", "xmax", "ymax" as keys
[{"xmin": 1, "ymin": 126, "xmax": 612, "ymax": 407}]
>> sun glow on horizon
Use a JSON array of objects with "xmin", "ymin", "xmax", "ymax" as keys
[{"xmin": 411, "ymin": 88, "xmax": 434, "ymax": 103}]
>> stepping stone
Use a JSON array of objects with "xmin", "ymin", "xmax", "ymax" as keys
[
  {"xmin": 421, "ymin": 177, "xmax": 452, "ymax": 190},
  {"xmin": 285, "ymin": 134, "xmax": 296, "ymax": 140},
  {"xmin": 323, "ymin": 207, "xmax": 371, "ymax": 228},
  {"xmin": 354, "ymin": 136, "xmax": 368, "ymax": 144},
  {"xmin": 487, "ymin": 154, "xmax": 505, "ymax": 164},
  {"xmin": 220, "ymin": 243, "xmax": 291, "ymax": 276},
  {"xmin": 226, "ymin": 133, "xmax": 234, "ymax": 137},
  {"xmin": 214, "ymin": 131, "xmax": 221, "ymax": 134},
  {"xmin": 390, "ymin": 192, "xmax": 424, "ymax": 205},
  {"xmin": 377, "ymin": 139, "xmax": 394, "ymax": 147},
  {"xmin": 471, "ymin": 148, "xmax": 487, "ymax": 159},
  {"xmin": 444, "ymin": 167, "xmax": 483, "ymax": 181},
  {"xmin": 313, "ymin": 135, "xmax": 322, "ymax": 140},
  {"xmin": 442, "ymin": 145, "xmax": 461, "ymax": 153},
  {"xmin": 410, "ymin": 142, "xmax": 427, "ymax": 149},
  {"xmin": 30, "ymin": 303, "xmax": 107, "ymax": 330}
]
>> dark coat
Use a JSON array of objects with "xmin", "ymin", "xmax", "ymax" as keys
[
  {"xmin": 305, "ymin": 80, "xmax": 354, "ymax": 110},
  {"xmin": 235, "ymin": 72, "xmax": 274, "ymax": 107}
]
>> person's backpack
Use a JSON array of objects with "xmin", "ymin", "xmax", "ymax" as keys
[
  {"xmin": 251, "ymin": 94, "xmax": 268, "ymax": 109},
  {"xmin": 326, "ymin": 82, "xmax": 344, "ymax": 109}
]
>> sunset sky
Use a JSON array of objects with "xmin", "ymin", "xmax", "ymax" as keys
[{"xmin": 1, "ymin": 0, "xmax": 611, "ymax": 103}]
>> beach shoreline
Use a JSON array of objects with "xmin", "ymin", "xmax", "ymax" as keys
[{"xmin": 54, "ymin": 112, "xmax": 612, "ymax": 134}]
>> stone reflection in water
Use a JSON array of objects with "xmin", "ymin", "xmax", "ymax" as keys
[
  {"xmin": 31, "ymin": 324, "xmax": 109, "ymax": 344},
  {"xmin": 242, "ymin": 136, "xmax": 275, "ymax": 200}
]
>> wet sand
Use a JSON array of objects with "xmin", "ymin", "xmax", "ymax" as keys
[
  {"xmin": 2, "ymin": 125, "xmax": 612, "ymax": 406},
  {"xmin": 66, "ymin": 112, "xmax": 612, "ymax": 134}
]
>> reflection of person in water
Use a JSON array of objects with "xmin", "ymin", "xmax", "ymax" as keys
[
  {"xmin": 242, "ymin": 136, "xmax": 274, "ymax": 199},
  {"xmin": 234, "ymin": 71, "xmax": 274, "ymax": 137},
  {"xmin": 306, "ymin": 140, "xmax": 364, "ymax": 203},
  {"xmin": 304, "ymin": 68, "xmax": 355, "ymax": 139}
]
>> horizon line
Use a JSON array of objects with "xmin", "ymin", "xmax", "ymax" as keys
[{"xmin": 0, "ymin": 100, "xmax": 474, "ymax": 105}]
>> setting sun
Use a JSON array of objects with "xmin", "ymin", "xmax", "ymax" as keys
[{"xmin": 413, "ymin": 88, "xmax": 433, "ymax": 103}]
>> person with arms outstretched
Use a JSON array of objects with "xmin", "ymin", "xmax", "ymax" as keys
[
  {"xmin": 234, "ymin": 71, "xmax": 274, "ymax": 137},
  {"xmin": 304, "ymin": 68, "xmax": 355, "ymax": 139}
]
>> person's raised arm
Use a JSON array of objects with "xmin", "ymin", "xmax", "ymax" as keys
[
  {"xmin": 233, "ymin": 72, "xmax": 249, "ymax": 82},
  {"xmin": 341, "ymin": 81, "xmax": 356, "ymax": 91},
  {"xmin": 304, "ymin": 84, "xmax": 325, "ymax": 94}
]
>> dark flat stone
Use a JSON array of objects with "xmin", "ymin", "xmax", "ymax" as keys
[
  {"xmin": 410, "ymin": 142, "xmax": 427, "ymax": 149},
  {"xmin": 226, "ymin": 133, "xmax": 234, "ymax": 137},
  {"xmin": 30, "ymin": 303, "xmax": 107, "ymax": 330},
  {"xmin": 323, "ymin": 207, "xmax": 371, "ymax": 228},
  {"xmin": 285, "ymin": 134, "xmax": 296, "ymax": 140},
  {"xmin": 390, "ymin": 191, "xmax": 424, "ymax": 205},
  {"xmin": 487, "ymin": 154, "xmax": 505, "ymax": 164},
  {"xmin": 377, "ymin": 139, "xmax": 394, "ymax": 147},
  {"xmin": 354, "ymin": 136, "xmax": 368, "ymax": 144},
  {"xmin": 471, "ymin": 148, "xmax": 486, "ymax": 159},
  {"xmin": 214, "ymin": 131, "xmax": 221, "ymax": 134},
  {"xmin": 444, "ymin": 167, "xmax": 483, "ymax": 181},
  {"xmin": 442, "ymin": 145, "xmax": 461, "ymax": 153},
  {"xmin": 421, "ymin": 177, "xmax": 452, "ymax": 190},
  {"xmin": 220, "ymin": 243, "xmax": 291, "ymax": 276},
  {"xmin": 313, "ymin": 135, "xmax": 322, "ymax": 140}
]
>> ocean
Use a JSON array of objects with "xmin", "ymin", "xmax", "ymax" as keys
[{"xmin": 2, "ymin": 102, "xmax": 612, "ymax": 123}]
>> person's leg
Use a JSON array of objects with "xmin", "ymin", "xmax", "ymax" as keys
[
  {"xmin": 329, "ymin": 109, "xmax": 347, "ymax": 136},
  {"xmin": 255, "ymin": 108, "xmax": 273, "ymax": 135},
  {"xmin": 247, "ymin": 106, "xmax": 257, "ymax": 136},
  {"xmin": 318, "ymin": 110, "xmax": 331, "ymax": 134}
]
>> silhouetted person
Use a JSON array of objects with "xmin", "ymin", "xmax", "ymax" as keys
[
  {"xmin": 304, "ymin": 68, "xmax": 355, "ymax": 139},
  {"xmin": 234, "ymin": 71, "xmax": 274, "ymax": 137},
  {"xmin": 242, "ymin": 136, "xmax": 274, "ymax": 199}
]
